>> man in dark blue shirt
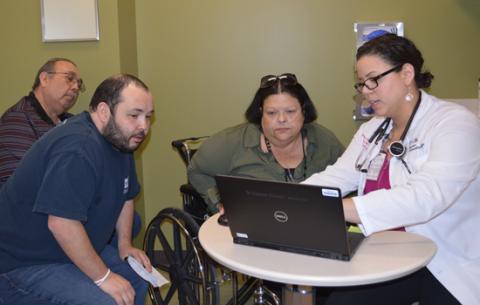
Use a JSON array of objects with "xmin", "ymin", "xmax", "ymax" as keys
[{"xmin": 0, "ymin": 74, "xmax": 154, "ymax": 305}]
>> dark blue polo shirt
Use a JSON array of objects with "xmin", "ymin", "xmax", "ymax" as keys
[{"xmin": 0, "ymin": 111, "xmax": 140, "ymax": 273}]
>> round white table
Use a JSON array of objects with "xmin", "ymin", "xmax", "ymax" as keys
[{"xmin": 199, "ymin": 214, "xmax": 437, "ymax": 305}]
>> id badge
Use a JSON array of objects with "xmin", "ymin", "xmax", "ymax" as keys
[{"xmin": 366, "ymin": 153, "xmax": 387, "ymax": 181}]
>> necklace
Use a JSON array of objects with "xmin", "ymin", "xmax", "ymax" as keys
[{"xmin": 264, "ymin": 131, "xmax": 307, "ymax": 182}]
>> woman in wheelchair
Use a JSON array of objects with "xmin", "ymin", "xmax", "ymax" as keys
[
  {"xmin": 188, "ymin": 73, "xmax": 345, "ymax": 214},
  {"xmin": 147, "ymin": 73, "xmax": 344, "ymax": 305}
]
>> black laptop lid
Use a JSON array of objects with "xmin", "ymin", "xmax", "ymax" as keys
[{"xmin": 215, "ymin": 175, "xmax": 363, "ymax": 261}]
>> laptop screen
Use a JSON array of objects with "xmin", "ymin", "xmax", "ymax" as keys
[{"xmin": 215, "ymin": 175, "xmax": 364, "ymax": 261}]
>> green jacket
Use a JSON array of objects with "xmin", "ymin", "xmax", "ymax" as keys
[{"xmin": 188, "ymin": 122, "xmax": 344, "ymax": 212}]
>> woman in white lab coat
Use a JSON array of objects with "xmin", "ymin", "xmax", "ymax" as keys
[{"xmin": 304, "ymin": 34, "xmax": 480, "ymax": 305}]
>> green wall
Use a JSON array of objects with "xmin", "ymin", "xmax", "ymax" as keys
[
  {"xmin": 1, "ymin": 0, "xmax": 479, "ymax": 235},
  {"xmin": 136, "ymin": 0, "xmax": 480, "ymax": 224},
  {"xmin": 0, "ymin": 0, "xmax": 122, "ymax": 114}
]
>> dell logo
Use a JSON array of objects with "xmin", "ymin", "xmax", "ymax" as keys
[{"xmin": 273, "ymin": 211, "xmax": 288, "ymax": 223}]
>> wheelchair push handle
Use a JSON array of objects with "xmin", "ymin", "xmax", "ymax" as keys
[{"xmin": 171, "ymin": 136, "xmax": 209, "ymax": 149}]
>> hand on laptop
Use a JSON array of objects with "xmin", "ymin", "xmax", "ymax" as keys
[
  {"xmin": 217, "ymin": 214, "xmax": 229, "ymax": 226},
  {"xmin": 216, "ymin": 202, "xmax": 225, "ymax": 215},
  {"xmin": 216, "ymin": 202, "xmax": 229, "ymax": 226}
]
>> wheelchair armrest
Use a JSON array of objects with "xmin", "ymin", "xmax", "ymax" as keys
[
  {"xmin": 180, "ymin": 183, "xmax": 210, "ymax": 223},
  {"xmin": 180, "ymin": 183, "xmax": 203, "ymax": 199},
  {"xmin": 171, "ymin": 136, "xmax": 208, "ymax": 150}
]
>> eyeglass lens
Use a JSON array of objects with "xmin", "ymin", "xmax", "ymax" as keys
[
  {"xmin": 48, "ymin": 72, "xmax": 85, "ymax": 92},
  {"xmin": 354, "ymin": 64, "xmax": 402, "ymax": 93}
]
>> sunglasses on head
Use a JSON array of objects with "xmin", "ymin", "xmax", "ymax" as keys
[{"xmin": 259, "ymin": 73, "xmax": 297, "ymax": 88}]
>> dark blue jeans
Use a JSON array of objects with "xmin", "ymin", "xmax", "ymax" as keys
[{"xmin": 0, "ymin": 245, "xmax": 148, "ymax": 305}]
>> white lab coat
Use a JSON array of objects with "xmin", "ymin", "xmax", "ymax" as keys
[{"xmin": 304, "ymin": 91, "xmax": 480, "ymax": 305}]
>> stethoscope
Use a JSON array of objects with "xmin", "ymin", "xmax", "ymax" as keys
[{"xmin": 355, "ymin": 92, "xmax": 422, "ymax": 174}]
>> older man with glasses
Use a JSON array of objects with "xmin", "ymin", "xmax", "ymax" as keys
[{"xmin": 0, "ymin": 57, "xmax": 84, "ymax": 186}]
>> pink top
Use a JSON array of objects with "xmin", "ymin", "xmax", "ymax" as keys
[{"xmin": 364, "ymin": 155, "xmax": 405, "ymax": 231}]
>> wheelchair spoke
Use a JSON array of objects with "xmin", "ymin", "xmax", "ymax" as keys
[
  {"xmin": 172, "ymin": 222, "xmax": 187, "ymax": 262},
  {"xmin": 155, "ymin": 262, "xmax": 171, "ymax": 273},
  {"xmin": 144, "ymin": 208, "xmax": 220, "ymax": 305},
  {"xmin": 184, "ymin": 274, "xmax": 204, "ymax": 285},
  {"xmin": 151, "ymin": 286, "xmax": 167, "ymax": 303},
  {"xmin": 163, "ymin": 281, "xmax": 179, "ymax": 304},
  {"xmin": 150, "ymin": 289, "xmax": 164, "ymax": 305},
  {"xmin": 148, "ymin": 249, "xmax": 171, "ymax": 271},
  {"xmin": 169, "ymin": 218, "xmax": 196, "ymax": 264},
  {"xmin": 180, "ymin": 281, "xmax": 202, "ymax": 305},
  {"xmin": 156, "ymin": 229, "xmax": 176, "ymax": 264},
  {"xmin": 179, "ymin": 244, "xmax": 197, "ymax": 269}
]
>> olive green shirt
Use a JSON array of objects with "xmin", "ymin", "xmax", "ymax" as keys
[{"xmin": 188, "ymin": 122, "xmax": 344, "ymax": 212}]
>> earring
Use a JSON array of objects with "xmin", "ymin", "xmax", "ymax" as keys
[{"xmin": 405, "ymin": 92, "xmax": 414, "ymax": 102}]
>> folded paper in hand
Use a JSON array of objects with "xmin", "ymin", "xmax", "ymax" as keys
[{"xmin": 126, "ymin": 256, "xmax": 169, "ymax": 288}]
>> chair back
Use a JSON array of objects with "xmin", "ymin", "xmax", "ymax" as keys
[
  {"xmin": 172, "ymin": 136, "xmax": 210, "ymax": 224},
  {"xmin": 171, "ymin": 136, "xmax": 209, "ymax": 167}
]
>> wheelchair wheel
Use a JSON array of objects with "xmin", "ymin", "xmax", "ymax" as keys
[{"xmin": 144, "ymin": 208, "xmax": 220, "ymax": 305}]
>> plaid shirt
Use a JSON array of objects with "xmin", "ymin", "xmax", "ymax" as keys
[{"xmin": 0, "ymin": 92, "xmax": 72, "ymax": 186}]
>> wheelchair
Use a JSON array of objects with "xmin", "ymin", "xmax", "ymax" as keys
[
  {"xmin": 171, "ymin": 137, "xmax": 210, "ymax": 225},
  {"xmin": 143, "ymin": 137, "xmax": 280, "ymax": 305}
]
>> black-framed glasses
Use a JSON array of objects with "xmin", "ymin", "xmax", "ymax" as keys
[
  {"xmin": 260, "ymin": 73, "xmax": 297, "ymax": 88},
  {"xmin": 354, "ymin": 64, "xmax": 402, "ymax": 93},
  {"xmin": 47, "ymin": 71, "xmax": 85, "ymax": 92}
]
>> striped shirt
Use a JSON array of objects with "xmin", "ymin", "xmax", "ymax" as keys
[{"xmin": 0, "ymin": 92, "xmax": 72, "ymax": 187}]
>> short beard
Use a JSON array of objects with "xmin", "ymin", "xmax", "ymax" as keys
[{"xmin": 103, "ymin": 117, "xmax": 137, "ymax": 153}]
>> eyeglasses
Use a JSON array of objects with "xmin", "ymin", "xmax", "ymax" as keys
[
  {"xmin": 354, "ymin": 64, "xmax": 402, "ymax": 93},
  {"xmin": 260, "ymin": 73, "xmax": 297, "ymax": 88},
  {"xmin": 47, "ymin": 71, "xmax": 85, "ymax": 92}
]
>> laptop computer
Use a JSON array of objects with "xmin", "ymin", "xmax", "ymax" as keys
[{"xmin": 214, "ymin": 175, "xmax": 364, "ymax": 261}]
